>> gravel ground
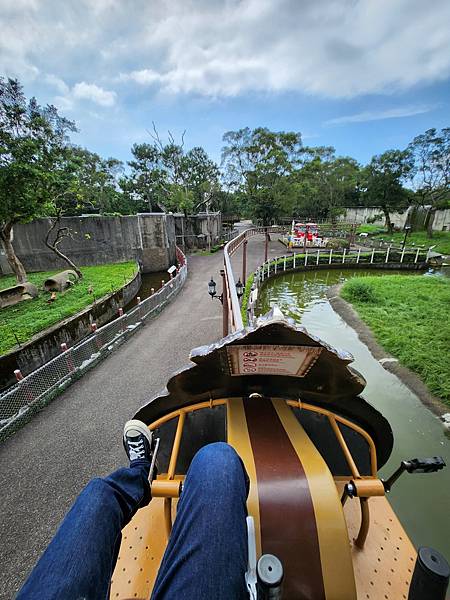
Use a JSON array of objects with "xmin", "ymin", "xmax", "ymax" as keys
[{"xmin": 0, "ymin": 235, "xmax": 280, "ymax": 598}]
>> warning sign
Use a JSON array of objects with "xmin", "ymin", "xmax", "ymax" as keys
[{"xmin": 227, "ymin": 345, "xmax": 322, "ymax": 377}]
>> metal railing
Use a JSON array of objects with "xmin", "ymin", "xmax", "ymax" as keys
[
  {"xmin": 0, "ymin": 248, "xmax": 187, "ymax": 443},
  {"xmin": 245, "ymin": 246, "xmax": 429, "ymax": 324},
  {"xmin": 223, "ymin": 226, "xmax": 285, "ymax": 333}
]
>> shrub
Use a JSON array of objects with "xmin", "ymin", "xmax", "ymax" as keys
[
  {"xmin": 326, "ymin": 238, "xmax": 350, "ymax": 250},
  {"xmin": 342, "ymin": 279, "xmax": 378, "ymax": 303}
]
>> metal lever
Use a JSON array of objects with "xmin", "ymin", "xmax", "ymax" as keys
[{"xmin": 383, "ymin": 456, "xmax": 446, "ymax": 493}]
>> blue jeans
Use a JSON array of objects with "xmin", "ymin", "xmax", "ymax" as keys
[{"xmin": 17, "ymin": 443, "xmax": 249, "ymax": 600}]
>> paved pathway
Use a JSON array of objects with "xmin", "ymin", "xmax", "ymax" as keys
[{"xmin": 0, "ymin": 234, "xmax": 280, "ymax": 598}]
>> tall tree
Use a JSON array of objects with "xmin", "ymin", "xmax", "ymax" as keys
[
  {"xmin": 122, "ymin": 128, "xmax": 220, "ymax": 215},
  {"xmin": 294, "ymin": 148, "xmax": 360, "ymax": 221},
  {"xmin": 407, "ymin": 128, "xmax": 450, "ymax": 237},
  {"xmin": 362, "ymin": 150, "xmax": 413, "ymax": 233},
  {"xmin": 0, "ymin": 77, "xmax": 76, "ymax": 282},
  {"xmin": 221, "ymin": 127, "xmax": 303, "ymax": 225}
]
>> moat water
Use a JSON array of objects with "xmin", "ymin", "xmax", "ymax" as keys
[{"xmin": 257, "ymin": 267, "xmax": 450, "ymax": 558}]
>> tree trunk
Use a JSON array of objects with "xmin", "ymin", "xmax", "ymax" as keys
[
  {"xmin": 46, "ymin": 244, "xmax": 83, "ymax": 279},
  {"xmin": 382, "ymin": 207, "xmax": 393, "ymax": 233},
  {"xmin": 0, "ymin": 222, "xmax": 28, "ymax": 283},
  {"xmin": 425, "ymin": 207, "xmax": 436, "ymax": 238},
  {"xmin": 44, "ymin": 218, "xmax": 83, "ymax": 279}
]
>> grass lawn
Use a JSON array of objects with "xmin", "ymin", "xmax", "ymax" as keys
[
  {"xmin": 356, "ymin": 225, "xmax": 450, "ymax": 255},
  {"xmin": 0, "ymin": 262, "xmax": 137, "ymax": 356},
  {"xmin": 341, "ymin": 275, "xmax": 450, "ymax": 405}
]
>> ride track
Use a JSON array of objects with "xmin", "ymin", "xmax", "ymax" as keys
[{"xmin": 0, "ymin": 234, "xmax": 277, "ymax": 599}]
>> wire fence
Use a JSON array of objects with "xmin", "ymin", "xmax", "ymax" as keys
[{"xmin": 0, "ymin": 249, "xmax": 187, "ymax": 443}]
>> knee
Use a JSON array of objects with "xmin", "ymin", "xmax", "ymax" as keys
[{"xmin": 189, "ymin": 443, "xmax": 248, "ymax": 496}]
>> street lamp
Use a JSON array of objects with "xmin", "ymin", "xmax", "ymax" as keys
[
  {"xmin": 402, "ymin": 226, "xmax": 411, "ymax": 251},
  {"xmin": 208, "ymin": 277, "xmax": 223, "ymax": 303},
  {"xmin": 236, "ymin": 278, "xmax": 244, "ymax": 299},
  {"xmin": 207, "ymin": 275, "xmax": 244, "ymax": 303}
]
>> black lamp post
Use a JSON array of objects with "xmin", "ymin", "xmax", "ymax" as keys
[
  {"xmin": 402, "ymin": 225, "xmax": 411, "ymax": 251},
  {"xmin": 208, "ymin": 277, "xmax": 223, "ymax": 303},
  {"xmin": 208, "ymin": 276, "xmax": 245, "ymax": 303},
  {"xmin": 236, "ymin": 278, "xmax": 244, "ymax": 299}
]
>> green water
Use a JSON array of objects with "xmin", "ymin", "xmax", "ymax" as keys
[{"xmin": 257, "ymin": 268, "xmax": 450, "ymax": 558}]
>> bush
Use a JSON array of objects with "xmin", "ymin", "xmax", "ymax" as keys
[
  {"xmin": 342, "ymin": 279, "xmax": 378, "ymax": 303},
  {"xmin": 326, "ymin": 238, "xmax": 350, "ymax": 250}
]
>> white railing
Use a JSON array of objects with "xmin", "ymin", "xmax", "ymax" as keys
[{"xmin": 0, "ymin": 249, "xmax": 187, "ymax": 443}]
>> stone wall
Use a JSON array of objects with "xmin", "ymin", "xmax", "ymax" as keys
[
  {"xmin": 338, "ymin": 207, "xmax": 450, "ymax": 231},
  {"xmin": 0, "ymin": 213, "xmax": 177, "ymax": 276},
  {"xmin": 174, "ymin": 212, "xmax": 222, "ymax": 250}
]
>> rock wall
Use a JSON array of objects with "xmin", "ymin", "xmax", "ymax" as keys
[
  {"xmin": 339, "ymin": 207, "xmax": 450, "ymax": 231},
  {"xmin": 174, "ymin": 212, "xmax": 222, "ymax": 250},
  {"xmin": 0, "ymin": 213, "xmax": 177, "ymax": 276}
]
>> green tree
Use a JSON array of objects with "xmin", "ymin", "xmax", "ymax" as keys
[
  {"xmin": 122, "ymin": 131, "xmax": 220, "ymax": 214},
  {"xmin": 0, "ymin": 77, "xmax": 76, "ymax": 282},
  {"xmin": 294, "ymin": 148, "xmax": 360, "ymax": 221},
  {"xmin": 407, "ymin": 128, "xmax": 450, "ymax": 237},
  {"xmin": 362, "ymin": 150, "xmax": 413, "ymax": 233},
  {"xmin": 221, "ymin": 127, "xmax": 303, "ymax": 225}
]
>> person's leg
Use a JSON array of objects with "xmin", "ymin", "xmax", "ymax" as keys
[
  {"xmin": 17, "ymin": 421, "xmax": 153, "ymax": 600},
  {"xmin": 151, "ymin": 442, "xmax": 249, "ymax": 600}
]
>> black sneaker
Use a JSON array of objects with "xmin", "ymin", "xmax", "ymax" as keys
[{"xmin": 123, "ymin": 419, "xmax": 153, "ymax": 464}]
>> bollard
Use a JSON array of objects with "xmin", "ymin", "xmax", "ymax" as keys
[
  {"xmin": 118, "ymin": 307, "xmax": 126, "ymax": 333},
  {"xmin": 137, "ymin": 296, "xmax": 141, "ymax": 304},
  {"xmin": 14, "ymin": 369, "xmax": 24, "ymax": 382},
  {"xmin": 150, "ymin": 287, "xmax": 155, "ymax": 295},
  {"xmin": 161, "ymin": 280, "xmax": 165, "ymax": 287},
  {"xmin": 118, "ymin": 307, "xmax": 124, "ymax": 317}
]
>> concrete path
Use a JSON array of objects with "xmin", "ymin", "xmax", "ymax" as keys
[{"xmin": 0, "ymin": 234, "xmax": 281, "ymax": 598}]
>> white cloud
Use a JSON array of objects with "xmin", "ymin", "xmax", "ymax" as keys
[
  {"xmin": 118, "ymin": 69, "xmax": 161, "ymax": 86},
  {"xmin": 1, "ymin": 0, "xmax": 450, "ymax": 99},
  {"xmin": 325, "ymin": 104, "xmax": 438, "ymax": 126},
  {"xmin": 72, "ymin": 82, "xmax": 116, "ymax": 107}
]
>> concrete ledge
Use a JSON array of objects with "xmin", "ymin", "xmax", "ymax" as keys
[{"xmin": 0, "ymin": 269, "xmax": 141, "ymax": 391}]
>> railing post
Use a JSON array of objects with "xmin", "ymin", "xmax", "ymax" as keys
[
  {"xmin": 14, "ymin": 369, "xmax": 34, "ymax": 403},
  {"xmin": 329, "ymin": 249, "xmax": 332, "ymax": 264},
  {"xmin": 264, "ymin": 231, "xmax": 269, "ymax": 262},
  {"xmin": 415, "ymin": 248, "xmax": 420, "ymax": 264},
  {"xmin": 371, "ymin": 248, "xmax": 375, "ymax": 264},
  {"xmin": 91, "ymin": 323, "xmax": 102, "ymax": 350},
  {"xmin": 385, "ymin": 246, "xmax": 390, "ymax": 263},
  {"xmin": 357, "ymin": 249, "xmax": 361, "ymax": 264},
  {"xmin": 61, "ymin": 343, "xmax": 75, "ymax": 373},
  {"xmin": 242, "ymin": 239, "xmax": 248, "ymax": 282},
  {"xmin": 316, "ymin": 250, "xmax": 320, "ymax": 265},
  {"xmin": 400, "ymin": 246, "xmax": 405, "ymax": 263},
  {"xmin": 284, "ymin": 256, "xmax": 286, "ymax": 271},
  {"xmin": 342, "ymin": 248, "xmax": 346, "ymax": 264},
  {"xmin": 293, "ymin": 253, "xmax": 296, "ymax": 269},
  {"xmin": 305, "ymin": 251, "xmax": 308, "ymax": 266},
  {"xmin": 274, "ymin": 259, "xmax": 277, "ymax": 274},
  {"xmin": 220, "ymin": 269, "xmax": 228, "ymax": 337}
]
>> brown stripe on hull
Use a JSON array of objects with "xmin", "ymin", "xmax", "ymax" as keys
[{"xmin": 244, "ymin": 396, "xmax": 325, "ymax": 600}]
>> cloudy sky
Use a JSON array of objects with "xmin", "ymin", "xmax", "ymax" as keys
[{"xmin": 1, "ymin": 0, "xmax": 449, "ymax": 166}]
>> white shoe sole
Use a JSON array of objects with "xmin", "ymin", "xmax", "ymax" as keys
[{"xmin": 123, "ymin": 419, "xmax": 153, "ymax": 446}]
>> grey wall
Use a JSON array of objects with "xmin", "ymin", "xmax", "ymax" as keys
[
  {"xmin": 174, "ymin": 212, "xmax": 222, "ymax": 250},
  {"xmin": 338, "ymin": 207, "xmax": 450, "ymax": 231},
  {"xmin": 0, "ymin": 214, "xmax": 178, "ymax": 276}
]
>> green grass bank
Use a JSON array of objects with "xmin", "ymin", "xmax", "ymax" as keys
[
  {"xmin": 0, "ymin": 262, "xmax": 137, "ymax": 356},
  {"xmin": 341, "ymin": 275, "xmax": 450, "ymax": 405},
  {"xmin": 356, "ymin": 225, "xmax": 450, "ymax": 255}
]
